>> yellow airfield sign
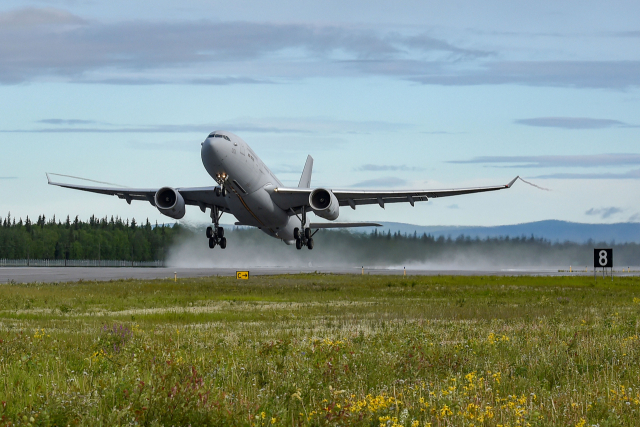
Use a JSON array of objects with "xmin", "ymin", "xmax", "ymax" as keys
[{"xmin": 236, "ymin": 271, "xmax": 249, "ymax": 280}]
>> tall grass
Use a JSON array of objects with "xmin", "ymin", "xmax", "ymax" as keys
[{"xmin": 1, "ymin": 274, "xmax": 639, "ymax": 426}]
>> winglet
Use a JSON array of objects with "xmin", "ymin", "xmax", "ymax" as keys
[
  {"xmin": 298, "ymin": 155, "xmax": 313, "ymax": 188},
  {"xmin": 506, "ymin": 176, "xmax": 519, "ymax": 188},
  {"xmin": 46, "ymin": 173, "xmax": 51, "ymax": 184}
]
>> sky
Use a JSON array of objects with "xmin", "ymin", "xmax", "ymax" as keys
[{"xmin": 1, "ymin": 0, "xmax": 639, "ymax": 227}]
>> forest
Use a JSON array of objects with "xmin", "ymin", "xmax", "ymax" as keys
[{"xmin": 0, "ymin": 212, "xmax": 179, "ymax": 261}]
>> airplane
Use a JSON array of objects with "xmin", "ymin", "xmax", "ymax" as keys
[{"xmin": 48, "ymin": 131, "xmax": 518, "ymax": 250}]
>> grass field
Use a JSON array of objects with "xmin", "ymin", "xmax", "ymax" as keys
[{"xmin": 1, "ymin": 274, "xmax": 639, "ymax": 426}]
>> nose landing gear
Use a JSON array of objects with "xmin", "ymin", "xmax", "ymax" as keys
[{"xmin": 207, "ymin": 206, "xmax": 227, "ymax": 249}]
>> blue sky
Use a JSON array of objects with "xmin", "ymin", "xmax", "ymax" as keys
[{"xmin": 1, "ymin": 0, "xmax": 639, "ymax": 226}]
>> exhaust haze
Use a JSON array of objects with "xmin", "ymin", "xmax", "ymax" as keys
[{"xmin": 166, "ymin": 224, "xmax": 640, "ymax": 270}]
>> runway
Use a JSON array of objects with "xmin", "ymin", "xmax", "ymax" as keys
[{"xmin": 1, "ymin": 266, "xmax": 635, "ymax": 284}]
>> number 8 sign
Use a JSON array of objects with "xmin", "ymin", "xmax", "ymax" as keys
[{"xmin": 593, "ymin": 248, "xmax": 613, "ymax": 268}]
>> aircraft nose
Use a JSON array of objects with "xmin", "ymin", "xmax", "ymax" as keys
[
  {"xmin": 201, "ymin": 137, "xmax": 213, "ymax": 152},
  {"xmin": 201, "ymin": 138, "xmax": 217, "ymax": 163},
  {"xmin": 201, "ymin": 136, "xmax": 227, "ymax": 166}
]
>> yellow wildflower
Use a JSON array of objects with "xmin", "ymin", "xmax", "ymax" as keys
[{"xmin": 440, "ymin": 404, "xmax": 453, "ymax": 417}]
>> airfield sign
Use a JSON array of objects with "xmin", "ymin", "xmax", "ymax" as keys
[
  {"xmin": 593, "ymin": 248, "xmax": 613, "ymax": 281},
  {"xmin": 236, "ymin": 271, "xmax": 249, "ymax": 280},
  {"xmin": 594, "ymin": 248, "xmax": 613, "ymax": 268}
]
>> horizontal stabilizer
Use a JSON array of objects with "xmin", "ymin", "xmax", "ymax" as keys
[{"xmin": 309, "ymin": 222, "xmax": 381, "ymax": 229}]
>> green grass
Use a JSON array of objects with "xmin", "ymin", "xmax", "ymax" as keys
[{"xmin": 1, "ymin": 274, "xmax": 640, "ymax": 426}]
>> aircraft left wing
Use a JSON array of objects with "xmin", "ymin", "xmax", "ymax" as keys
[
  {"xmin": 270, "ymin": 176, "xmax": 518, "ymax": 212},
  {"xmin": 47, "ymin": 174, "xmax": 229, "ymax": 211}
]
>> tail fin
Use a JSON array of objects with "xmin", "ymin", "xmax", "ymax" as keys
[{"xmin": 298, "ymin": 155, "xmax": 313, "ymax": 188}]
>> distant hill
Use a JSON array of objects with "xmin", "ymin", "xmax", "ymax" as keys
[{"xmin": 360, "ymin": 220, "xmax": 640, "ymax": 244}]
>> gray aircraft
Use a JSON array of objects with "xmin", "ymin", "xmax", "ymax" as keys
[{"xmin": 48, "ymin": 131, "xmax": 517, "ymax": 250}]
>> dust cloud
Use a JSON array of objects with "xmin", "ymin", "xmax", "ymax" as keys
[{"xmin": 166, "ymin": 224, "xmax": 630, "ymax": 270}]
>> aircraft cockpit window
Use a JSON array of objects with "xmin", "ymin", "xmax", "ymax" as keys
[{"xmin": 207, "ymin": 133, "xmax": 231, "ymax": 141}]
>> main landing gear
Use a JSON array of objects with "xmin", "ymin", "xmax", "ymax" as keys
[
  {"xmin": 293, "ymin": 208, "xmax": 316, "ymax": 250},
  {"xmin": 206, "ymin": 206, "xmax": 227, "ymax": 249}
]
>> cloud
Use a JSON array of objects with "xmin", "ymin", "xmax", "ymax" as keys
[
  {"xmin": 188, "ymin": 77, "xmax": 276, "ymax": 85},
  {"xmin": 451, "ymin": 154, "xmax": 640, "ymax": 168},
  {"xmin": 390, "ymin": 32, "xmax": 491, "ymax": 58},
  {"xmin": 628, "ymin": 213, "xmax": 640, "ymax": 222},
  {"xmin": 533, "ymin": 169, "xmax": 640, "ymax": 179},
  {"xmin": 38, "ymin": 118, "xmax": 100, "ymax": 125},
  {"xmin": 0, "ymin": 176, "xmax": 18, "ymax": 179},
  {"xmin": 3, "ymin": 117, "xmax": 409, "ymax": 135},
  {"xmin": 0, "ymin": 8, "xmax": 483, "ymax": 84},
  {"xmin": 514, "ymin": 117, "xmax": 633, "ymax": 129},
  {"xmin": 0, "ymin": 7, "xmax": 85, "ymax": 27},
  {"xmin": 356, "ymin": 164, "xmax": 425, "ymax": 172},
  {"xmin": 616, "ymin": 31, "xmax": 640, "ymax": 38},
  {"xmin": 2, "ymin": 8, "xmax": 637, "ymax": 90},
  {"xmin": 585, "ymin": 207, "xmax": 623, "ymax": 219},
  {"xmin": 350, "ymin": 177, "xmax": 407, "ymax": 187},
  {"xmin": 409, "ymin": 60, "xmax": 640, "ymax": 89},
  {"xmin": 447, "ymin": 204, "xmax": 460, "ymax": 209},
  {"xmin": 420, "ymin": 131, "xmax": 465, "ymax": 135},
  {"xmin": 2, "ymin": 124, "xmax": 213, "ymax": 134}
]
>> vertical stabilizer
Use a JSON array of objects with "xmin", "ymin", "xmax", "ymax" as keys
[{"xmin": 298, "ymin": 155, "xmax": 313, "ymax": 188}]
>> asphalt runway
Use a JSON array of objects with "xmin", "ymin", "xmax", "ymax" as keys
[{"xmin": 1, "ymin": 266, "xmax": 637, "ymax": 284}]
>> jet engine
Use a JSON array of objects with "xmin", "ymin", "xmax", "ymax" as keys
[
  {"xmin": 309, "ymin": 188, "xmax": 339, "ymax": 220},
  {"xmin": 154, "ymin": 187, "xmax": 186, "ymax": 219}
]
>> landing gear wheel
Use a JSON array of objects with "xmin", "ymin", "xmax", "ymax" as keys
[
  {"xmin": 307, "ymin": 238, "xmax": 314, "ymax": 250},
  {"xmin": 293, "ymin": 228, "xmax": 300, "ymax": 239},
  {"xmin": 217, "ymin": 227, "xmax": 224, "ymax": 238},
  {"xmin": 295, "ymin": 238, "xmax": 302, "ymax": 250},
  {"xmin": 304, "ymin": 228, "xmax": 311, "ymax": 240},
  {"xmin": 220, "ymin": 237, "xmax": 227, "ymax": 249},
  {"xmin": 206, "ymin": 226, "xmax": 213, "ymax": 238},
  {"xmin": 215, "ymin": 187, "xmax": 221, "ymax": 197},
  {"xmin": 221, "ymin": 188, "xmax": 227, "ymax": 197},
  {"xmin": 209, "ymin": 237, "xmax": 216, "ymax": 248}
]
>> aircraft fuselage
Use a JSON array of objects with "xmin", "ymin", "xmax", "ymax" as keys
[{"xmin": 201, "ymin": 131, "xmax": 300, "ymax": 243}]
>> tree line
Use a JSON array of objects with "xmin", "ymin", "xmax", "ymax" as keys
[{"xmin": 0, "ymin": 212, "xmax": 180, "ymax": 261}]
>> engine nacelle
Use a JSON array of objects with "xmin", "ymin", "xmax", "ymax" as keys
[
  {"xmin": 309, "ymin": 188, "xmax": 339, "ymax": 221},
  {"xmin": 154, "ymin": 187, "xmax": 186, "ymax": 219}
]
